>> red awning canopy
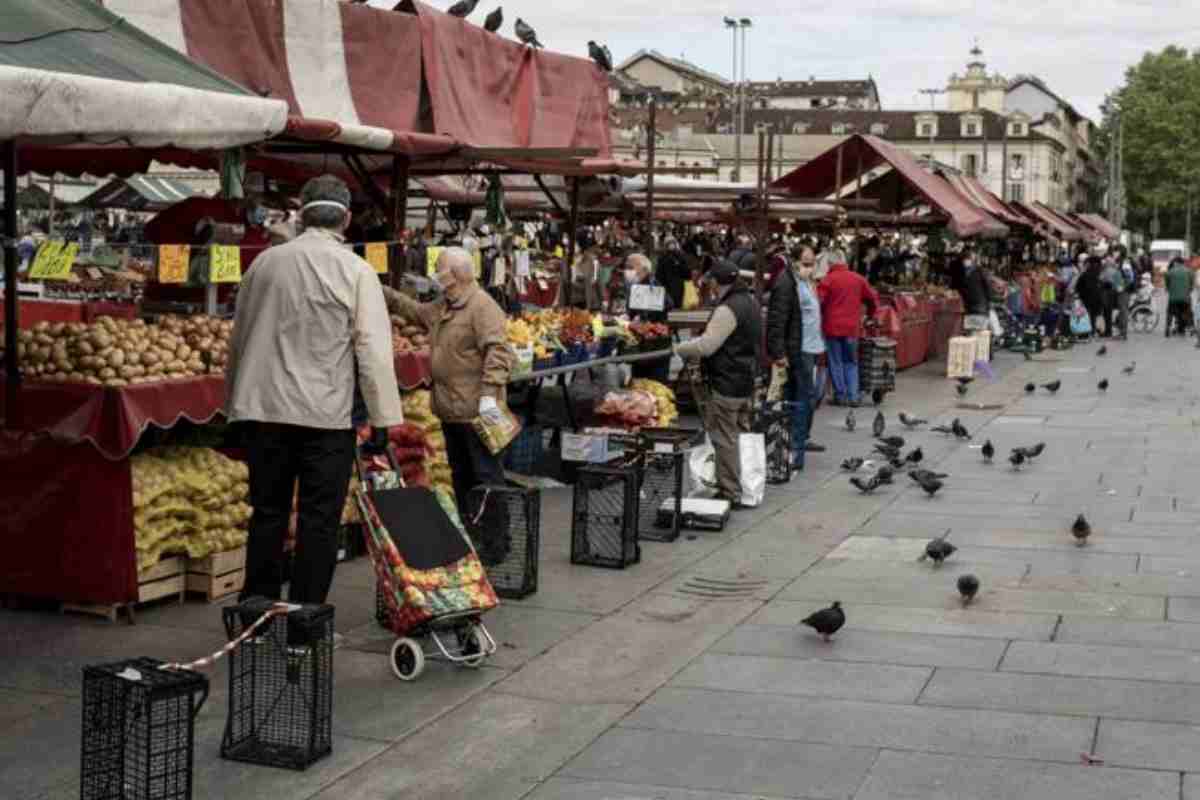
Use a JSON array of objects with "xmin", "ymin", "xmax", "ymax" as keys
[
  {"xmin": 943, "ymin": 174, "xmax": 1031, "ymax": 230},
  {"xmin": 771, "ymin": 134, "xmax": 1007, "ymax": 239},
  {"xmin": 1078, "ymin": 213, "xmax": 1121, "ymax": 240},
  {"xmin": 1011, "ymin": 202, "xmax": 1082, "ymax": 241},
  {"xmin": 1037, "ymin": 203, "xmax": 1095, "ymax": 242}
]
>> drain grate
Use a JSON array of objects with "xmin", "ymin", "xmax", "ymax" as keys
[{"xmin": 675, "ymin": 575, "xmax": 770, "ymax": 599}]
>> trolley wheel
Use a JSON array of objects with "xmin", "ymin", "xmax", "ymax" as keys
[
  {"xmin": 457, "ymin": 625, "xmax": 486, "ymax": 668},
  {"xmin": 390, "ymin": 637, "xmax": 425, "ymax": 681}
]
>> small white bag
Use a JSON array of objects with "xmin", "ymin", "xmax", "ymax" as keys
[{"xmin": 738, "ymin": 432, "xmax": 767, "ymax": 507}]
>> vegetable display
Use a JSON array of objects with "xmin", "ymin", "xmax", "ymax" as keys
[
  {"xmin": 629, "ymin": 379, "xmax": 679, "ymax": 427},
  {"xmin": 131, "ymin": 447, "xmax": 250, "ymax": 572},
  {"xmin": 402, "ymin": 389, "xmax": 454, "ymax": 498},
  {"xmin": 3, "ymin": 315, "xmax": 231, "ymax": 387},
  {"xmin": 391, "ymin": 316, "xmax": 430, "ymax": 355}
]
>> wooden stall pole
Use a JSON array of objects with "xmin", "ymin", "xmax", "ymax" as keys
[
  {"xmin": 644, "ymin": 98, "xmax": 657, "ymax": 256},
  {"xmin": 753, "ymin": 130, "xmax": 766, "ymax": 307},
  {"xmin": 388, "ymin": 155, "xmax": 410, "ymax": 288},
  {"xmin": 3, "ymin": 140, "xmax": 19, "ymax": 429}
]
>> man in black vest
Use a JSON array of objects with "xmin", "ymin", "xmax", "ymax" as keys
[{"xmin": 675, "ymin": 259, "xmax": 761, "ymax": 506}]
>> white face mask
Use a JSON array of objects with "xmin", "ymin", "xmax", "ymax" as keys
[{"xmin": 624, "ymin": 269, "xmax": 638, "ymax": 283}]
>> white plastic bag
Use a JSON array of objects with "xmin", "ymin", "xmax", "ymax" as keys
[
  {"xmin": 738, "ymin": 432, "xmax": 767, "ymax": 507},
  {"xmin": 689, "ymin": 437, "xmax": 717, "ymax": 495}
]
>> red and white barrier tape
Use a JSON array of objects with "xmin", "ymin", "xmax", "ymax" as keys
[{"xmin": 159, "ymin": 602, "xmax": 300, "ymax": 672}]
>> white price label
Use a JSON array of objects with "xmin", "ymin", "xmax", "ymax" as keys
[{"xmin": 629, "ymin": 284, "xmax": 666, "ymax": 312}]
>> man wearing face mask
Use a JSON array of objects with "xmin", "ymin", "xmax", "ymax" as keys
[
  {"xmin": 382, "ymin": 248, "xmax": 514, "ymax": 507},
  {"xmin": 767, "ymin": 246, "xmax": 826, "ymax": 471},
  {"xmin": 675, "ymin": 260, "xmax": 761, "ymax": 506},
  {"xmin": 626, "ymin": 252, "xmax": 674, "ymax": 383}
]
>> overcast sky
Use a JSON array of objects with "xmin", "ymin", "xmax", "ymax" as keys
[{"xmin": 374, "ymin": 0, "xmax": 1200, "ymax": 120}]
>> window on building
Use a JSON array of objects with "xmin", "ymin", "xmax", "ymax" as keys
[
  {"xmin": 831, "ymin": 123, "xmax": 847, "ymax": 135},
  {"xmin": 966, "ymin": 123, "xmax": 978, "ymax": 136},
  {"xmin": 1007, "ymin": 183, "xmax": 1025, "ymax": 202},
  {"xmin": 962, "ymin": 153, "xmax": 978, "ymax": 177},
  {"xmin": 1010, "ymin": 123, "xmax": 1024, "ymax": 136},
  {"xmin": 920, "ymin": 123, "xmax": 933, "ymax": 137},
  {"xmin": 1010, "ymin": 153, "xmax": 1025, "ymax": 180},
  {"xmin": 810, "ymin": 98, "xmax": 822, "ymax": 108},
  {"xmin": 869, "ymin": 122, "xmax": 888, "ymax": 136}
]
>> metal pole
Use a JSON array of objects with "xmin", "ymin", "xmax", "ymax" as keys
[
  {"xmin": 389, "ymin": 155, "xmax": 409, "ymax": 287},
  {"xmin": 1002, "ymin": 121, "xmax": 1009, "ymax": 202},
  {"xmin": 4, "ymin": 140, "xmax": 20, "ymax": 429},
  {"xmin": 739, "ymin": 23, "xmax": 748, "ymax": 180},
  {"xmin": 566, "ymin": 177, "xmax": 580, "ymax": 300},
  {"xmin": 48, "ymin": 172, "xmax": 55, "ymax": 237},
  {"xmin": 646, "ymin": 98, "xmax": 657, "ymax": 254},
  {"xmin": 731, "ymin": 25, "xmax": 741, "ymax": 182},
  {"xmin": 834, "ymin": 141, "xmax": 845, "ymax": 238}
]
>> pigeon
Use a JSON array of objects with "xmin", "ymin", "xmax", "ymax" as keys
[
  {"xmin": 1097, "ymin": 344, "xmax": 1107, "ymax": 356},
  {"xmin": 957, "ymin": 573, "xmax": 980, "ymax": 605},
  {"xmin": 845, "ymin": 409, "xmax": 856, "ymax": 432},
  {"xmin": 917, "ymin": 477, "xmax": 944, "ymax": 497},
  {"xmin": 1024, "ymin": 442, "xmax": 1045, "ymax": 460},
  {"xmin": 514, "ymin": 17, "xmax": 543, "ymax": 47},
  {"xmin": 446, "ymin": 0, "xmax": 479, "ymax": 17},
  {"xmin": 1023, "ymin": 349, "xmax": 1033, "ymax": 361},
  {"xmin": 1009, "ymin": 449, "xmax": 1026, "ymax": 470},
  {"xmin": 1098, "ymin": 378, "xmax": 1109, "ymax": 392},
  {"xmin": 840, "ymin": 457, "xmax": 864, "ymax": 472},
  {"xmin": 919, "ymin": 532, "xmax": 955, "ymax": 564},
  {"xmin": 588, "ymin": 40, "xmax": 612, "ymax": 72},
  {"xmin": 956, "ymin": 376, "xmax": 974, "ymax": 386},
  {"xmin": 1071, "ymin": 513, "xmax": 1091, "ymax": 546},
  {"xmin": 1122, "ymin": 361, "xmax": 1136, "ymax": 375},
  {"xmin": 888, "ymin": 455, "xmax": 906, "ymax": 470},
  {"xmin": 800, "ymin": 601, "xmax": 845, "ymax": 641},
  {"xmin": 850, "ymin": 476, "xmax": 881, "ymax": 495},
  {"xmin": 905, "ymin": 446, "xmax": 924, "ymax": 465},
  {"xmin": 877, "ymin": 435, "xmax": 905, "ymax": 449},
  {"xmin": 982, "ymin": 439, "xmax": 994, "ymax": 462},
  {"xmin": 1041, "ymin": 379, "xmax": 1061, "ymax": 393},
  {"xmin": 951, "ymin": 419, "xmax": 971, "ymax": 440},
  {"xmin": 871, "ymin": 387, "xmax": 886, "ymax": 406},
  {"xmin": 873, "ymin": 443, "xmax": 901, "ymax": 459},
  {"xmin": 1024, "ymin": 382, "xmax": 1036, "ymax": 393},
  {"xmin": 931, "ymin": 424, "xmax": 954, "ymax": 435},
  {"xmin": 909, "ymin": 468, "xmax": 947, "ymax": 482},
  {"xmin": 483, "ymin": 6, "xmax": 503, "ymax": 32},
  {"xmin": 873, "ymin": 411, "xmax": 886, "ymax": 438},
  {"xmin": 874, "ymin": 466, "xmax": 896, "ymax": 485},
  {"xmin": 955, "ymin": 383, "xmax": 970, "ymax": 397},
  {"xmin": 898, "ymin": 412, "xmax": 927, "ymax": 429}
]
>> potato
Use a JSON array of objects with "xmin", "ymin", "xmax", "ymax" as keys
[
  {"xmin": 175, "ymin": 344, "xmax": 192, "ymax": 361},
  {"xmin": 148, "ymin": 362, "xmax": 166, "ymax": 376},
  {"xmin": 119, "ymin": 365, "xmax": 139, "ymax": 380},
  {"xmin": 69, "ymin": 371, "xmax": 84, "ymax": 382},
  {"xmin": 168, "ymin": 359, "xmax": 186, "ymax": 373},
  {"xmin": 105, "ymin": 378, "xmax": 128, "ymax": 388},
  {"xmin": 99, "ymin": 367, "xmax": 117, "ymax": 380},
  {"xmin": 140, "ymin": 350, "xmax": 159, "ymax": 366},
  {"xmin": 49, "ymin": 322, "xmax": 65, "ymax": 337},
  {"xmin": 91, "ymin": 330, "xmax": 112, "ymax": 349},
  {"xmin": 76, "ymin": 340, "xmax": 94, "ymax": 356},
  {"xmin": 86, "ymin": 376, "xmax": 103, "ymax": 386},
  {"xmin": 107, "ymin": 349, "xmax": 126, "ymax": 368},
  {"xmin": 33, "ymin": 321, "xmax": 50, "ymax": 333}
]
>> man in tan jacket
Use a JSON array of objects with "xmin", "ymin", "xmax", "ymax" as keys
[
  {"xmin": 226, "ymin": 174, "xmax": 403, "ymax": 606},
  {"xmin": 384, "ymin": 248, "xmax": 514, "ymax": 506}
]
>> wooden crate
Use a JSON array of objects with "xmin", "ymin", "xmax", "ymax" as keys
[
  {"xmin": 186, "ymin": 547, "xmax": 246, "ymax": 603},
  {"xmin": 63, "ymin": 556, "xmax": 185, "ymax": 623}
]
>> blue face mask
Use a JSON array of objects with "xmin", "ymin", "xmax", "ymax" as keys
[{"xmin": 247, "ymin": 206, "xmax": 267, "ymax": 227}]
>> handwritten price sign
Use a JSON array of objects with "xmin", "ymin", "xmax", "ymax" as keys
[
  {"xmin": 29, "ymin": 241, "xmax": 79, "ymax": 281},
  {"xmin": 365, "ymin": 242, "xmax": 389, "ymax": 274},
  {"xmin": 157, "ymin": 244, "xmax": 190, "ymax": 284},
  {"xmin": 209, "ymin": 244, "xmax": 242, "ymax": 283}
]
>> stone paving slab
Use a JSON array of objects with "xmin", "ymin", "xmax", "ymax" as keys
[
  {"xmin": 806, "ymin": 556, "xmax": 1029, "ymax": 582},
  {"xmin": 1057, "ymin": 617, "xmax": 1200, "ymax": 651},
  {"xmin": 1169, "ymin": 596, "xmax": 1200, "ymax": 622},
  {"xmin": 621, "ymin": 687, "xmax": 1095, "ymax": 763},
  {"xmin": 851, "ymin": 750, "xmax": 1180, "ymax": 800},
  {"xmin": 713, "ymin": 625, "xmax": 1008, "ymax": 669},
  {"xmin": 0, "ymin": 687, "xmax": 70, "ymax": 727},
  {"xmin": 670, "ymin": 653, "xmax": 931, "ymax": 704},
  {"xmin": 919, "ymin": 668, "xmax": 1200, "ymax": 724},
  {"xmin": 747, "ymin": 600, "xmax": 1056, "ymax": 641},
  {"xmin": 1096, "ymin": 718, "xmax": 1200, "ymax": 771},
  {"xmin": 823, "ymin": 536, "xmax": 1142, "ymax": 575},
  {"xmin": 1002, "ymin": 641, "xmax": 1200, "ymax": 683},
  {"xmin": 560, "ymin": 728, "xmax": 878, "ymax": 800},
  {"xmin": 521, "ymin": 778, "xmax": 797, "ymax": 800},
  {"xmin": 1016, "ymin": 573, "xmax": 1200, "ymax": 598},
  {"xmin": 1139, "ymin": 555, "xmax": 1200, "ymax": 577},
  {"xmin": 310, "ymin": 695, "xmax": 631, "ymax": 800}
]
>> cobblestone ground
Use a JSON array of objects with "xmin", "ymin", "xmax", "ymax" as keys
[{"xmin": 4, "ymin": 333, "xmax": 1200, "ymax": 800}]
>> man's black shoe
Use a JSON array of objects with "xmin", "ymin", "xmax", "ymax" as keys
[{"xmin": 805, "ymin": 442, "xmax": 826, "ymax": 453}]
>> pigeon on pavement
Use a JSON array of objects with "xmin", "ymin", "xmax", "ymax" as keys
[
  {"xmin": 873, "ymin": 443, "xmax": 901, "ymax": 459},
  {"xmin": 917, "ymin": 477, "xmax": 944, "ymax": 497},
  {"xmin": 840, "ymin": 457, "xmax": 865, "ymax": 472},
  {"xmin": 850, "ymin": 476, "xmax": 882, "ymax": 494},
  {"xmin": 931, "ymin": 423, "xmax": 954, "ymax": 435},
  {"xmin": 1071, "ymin": 513, "xmax": 1091, "ymax": 546},
  {"xmin": 951, "ymin": 419, "xmax": 971, "ymax": 440},
  {"xmin": 905, "ymin": 446, "xmax": 924, "ymax": 465},
  {"xmin": 1009, "ymin": 449, "xmax": 1026, "ymax": 470},
  {"xmin": 800, "ymin": 601, "xmax": 845, "ymax": 641},
  {"xmin": 1122, "ymin": 361, "xmax": 1136, "ymax": 375},
  {"xmin": 1097, "ymin": 344, "xmax": 1107, "ymax": 356},
  {"xmin": 1098, "ymin": 378, "xmax": 1109, "ymax": 392},
  {"xmin": 872, "ymin": 387, "xmax": 886, "ymax": 406},
  {"xmin": 1041, "ymin": 379, "xmax": 1061, "ymax": 393},
  {"xmin": 845, "ymin": 409, "xmax": 856, "ymax": 431},
  {"xmin": 982, "ymin": 439, "xmax": 995, "ymax": 462},
  {"xmin": 877, "ymin": 435, "xmax": 905, "ymax": 449},
  {"xmin": 873, "ymin": 411, "xmax": 886, "ymax": 437},
  {"xmin": 515, "ymin": 17, "xmax": 543, "ymax": 47},
  {"xmin": 919, "ymin": 532, "xmax": 955, "ymax": 564},
  {"xmin": 899, "ymin": 412, "xmax": 927, "ymax": 428},
  {"xmin": 446, "ymin": 0, "xmax": 479, "ymax": 17},
  {"xmin": 909, "ymin": 469, "xmax": 948, "ymax": 483},
  {"xmin": 957, "ymin": 574, "xmax": 980, "ymax": 605},
  {"xmin": 483, "ymin": 6, "xmax": 503, "ymax": 31},
  {"xmin": 1024, "ymin": 382, "xmax": 1036, "ymax": 393},
  {"xmin": 1024, "ymin": 442, "xmax": 1046, "ymax": 459},
  {"xmin": 874, "ymin": 466, "xmax": 895, "ymax": 485}
]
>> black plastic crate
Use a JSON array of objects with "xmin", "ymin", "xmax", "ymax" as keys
[
  {"xmin": 81, "ymin": 657, "xmax": 209, "ymax": 800},
  {"xmin": 637, "ymin": 451, "xmax": 683, "ymax": 542},
  {"xmin": 465, "ymin": 484, "xmax": 540, "ymax": 599},
  {"xmin": 859, "ymin": 337, "xmax": 897, "ymax": 393},
  {"xmin": 755, "ymin": 407, "xmax": 793, "ymax": 485},
  {"xmin": 571, "ymin": 458, "xmax": 641, "ymax": 569},
  {"xmin": 221, "ymin": 599, "xmax": 334, "ymax": 771},
  {"xmin": 502, "ymin": 424, "xmax": 544, "ymax": 474}
]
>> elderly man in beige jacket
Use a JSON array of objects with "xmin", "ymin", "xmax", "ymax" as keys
[
  {"xmin": 226, "ymin": 174, "xmax": 403, "ymax": 606},
  {"xmin": 383, "ymin": 247, "xmax": 514, "ymax": 507}
]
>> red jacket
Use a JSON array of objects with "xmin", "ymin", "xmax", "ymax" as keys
[{"xmin": 818, "ymin": 263, "xmax": 880, "ymax": 338}]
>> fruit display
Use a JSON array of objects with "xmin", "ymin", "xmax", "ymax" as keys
[
  {"xmin": 628, "ymin": 321, "xmax": 669, "ymax": 342},
  {"xmin": 131, "ymin": 446, "xmax": 251, "ymax": 573},
  {"xmin": 629, "ymin": 379, "xmax": 679, "ymax": 427},
  {"xmin": 595, "ymin": 389, "xmax": 660, "ymax": 429},
  {"xmin": 402, "ymin": 389, "xmax": 453, "ymax": 498},
  {"xmin": 3, "ymin": 314, "xmax": 231, "ymax": 387},
  {"xmin": 558, "ymin": 309, "xmax": 595, "ymax": 347},
  {"xmin": 391, "ymin": 316, "xmax": 430, "ymax": 355}
]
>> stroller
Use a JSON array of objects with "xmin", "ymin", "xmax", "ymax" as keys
[{"xmin": 354, "ymin": 451, "xmax": 499, "ymax": 681}]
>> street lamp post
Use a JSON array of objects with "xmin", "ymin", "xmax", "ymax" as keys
[
  {"xmin": 739, "ymin": 18, "xmax": 751, "ymax": 183},
  {"xmin": 723, "ymin": 18, "xmax": 738, "ymax": 181},
  {"xmin": 918, "ymin": 88, "xmax": 945, "ymax": 166}
]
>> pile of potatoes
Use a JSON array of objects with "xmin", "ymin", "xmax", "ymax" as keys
[{"xmin": 6, "ymin": 315, "xmax": 233, "ymax": 388}]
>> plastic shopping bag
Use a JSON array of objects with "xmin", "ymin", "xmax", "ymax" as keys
[
  {"xmin": 738, "ymin": 432, "xmax": 767, "ymax": 508},
  {"xmin": 682, "ymin": 280, "xmax": 700, "ymax": 310},
  {"xmin": 689, "ymin": 437, "xmax": 717, "ymax": 495},
  {"xmin": 1069, "ymin": 301, "xmax": 1092, "ymax": 336},
  {"xmin": 766, "ymin": 362, "xmax": 788, "ymax": 404}
]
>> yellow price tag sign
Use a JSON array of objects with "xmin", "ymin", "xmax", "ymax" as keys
[
  {"xmin": 157, "ymin": 244, "xmax": 190, "ymax": 284},
  {"xmin": 209, "ymin": 244, "xmax": 242, "ymax": 284},
  {"xmin": 365, "ymin": 242, "xmax": 389, "ymax": 274},
  {"xmin": 27, "ymin": 241, "xmax": 63, "ymax": 279},
  {"xmin": 425, "ymin": 246, "xmax": 442, "ymax": 277}
]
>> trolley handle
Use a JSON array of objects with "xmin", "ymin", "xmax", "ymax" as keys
[{"xmin": 192, "ymin": 680, "xmax": 209, "ymax": 721}]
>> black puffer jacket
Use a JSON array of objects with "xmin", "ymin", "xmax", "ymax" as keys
[{"xmin": 766, "ymin": 268, "xmax": 804, "ymax": 366}]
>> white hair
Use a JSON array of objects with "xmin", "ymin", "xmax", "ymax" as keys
[
  {"xmin": 626, "ymin": 253, "xmax": 652, "ymax": 274},
  {"xmin": 437, "ymin": 246, "xmax": 476, "ymax": 282}
]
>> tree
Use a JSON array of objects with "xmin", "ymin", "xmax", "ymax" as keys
[{"xmin": 1096, "ymin": 46, "xmax": 1200, "ymax": 239}]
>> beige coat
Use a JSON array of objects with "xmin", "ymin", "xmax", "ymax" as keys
[
  {"xmin": 225, "ymin": 229, "xmax": 404, "ymax": 429},
  {"xmin": 385, "ymin": 285, "xmax": 513, "ymax": 423}
]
